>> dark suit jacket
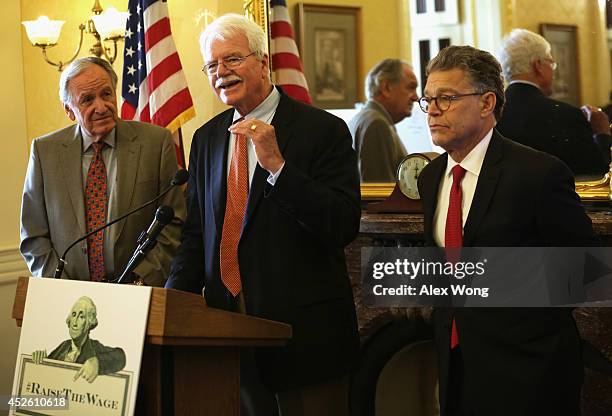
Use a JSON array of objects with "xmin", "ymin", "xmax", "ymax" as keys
[
  {"xmin": 48, "ymin": 337, "xmax": 126, "ymax": 375},
  {"xmin": 166, "ymin": 89, "xmax": 361, "ymax": 390},
  {"xmin": 497, "ymin": 82, "xmax": 610, "ymax": 176},
  {"xmin": 417, "ymin": 131, "xmax": 596, "ymax": 416}
]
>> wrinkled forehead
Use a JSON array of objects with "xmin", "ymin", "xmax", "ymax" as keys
[
  {"xmin": 423, "ymin": 68, "xmax": 472, "ymax": 96},
  {"xmin": 203, "ymin": 33, "xmax": 250, "ymax": 60},
  {"xmin": 70, "ymin": 300, "xmax": 90, "ymax": 314}
]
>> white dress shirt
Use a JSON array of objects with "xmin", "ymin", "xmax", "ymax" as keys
[
  {"xmin": 229, "ymin": 87, "xmax": 283, "ymax": 186},
  {"xmin": 433, "ymin": 129, "xmax": 494, "ymax": 247}
]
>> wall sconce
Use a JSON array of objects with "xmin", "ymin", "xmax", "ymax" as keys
[{"xmin": 22, "ymin": 0, "xmax": 128, "ymax": 71}]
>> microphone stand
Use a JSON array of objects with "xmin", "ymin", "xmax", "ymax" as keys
[{"xmin": 53, "ymin": 180, "xmax": 180, "ymax": 279}]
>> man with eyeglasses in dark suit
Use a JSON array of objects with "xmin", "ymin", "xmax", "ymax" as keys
[
  {"xmin": 417, "ymin": 45, "xmax": 596, "ymax": 416},
  {"xmin": 165, "ymin": 13, "xmax": 360, "ymax": 416}
]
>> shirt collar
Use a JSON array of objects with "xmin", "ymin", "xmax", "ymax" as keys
[
  {"xmin": 445, "ymin": 128, "xmax": 494, "ymax": 178},
  {"xmin": 81, "ymin": 127, "xmax": 116, "ymax": 152},
  {"xmin": 233, "ymin": 86, "xmax": 281, "ymax": 123},
  {"xmin": 367, "ymin": 100, "xmax": 394, "ymax": 124},
  {"xmin": 508, "ymin": 79, "xmax": 541, "ymax": 90}
]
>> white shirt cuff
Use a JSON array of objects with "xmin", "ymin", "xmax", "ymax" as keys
[{"xmin": 266, "ymin": 162, "xmax": 285, "ymax": 186}]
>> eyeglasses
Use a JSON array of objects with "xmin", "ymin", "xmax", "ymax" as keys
[
  {"xmin": 418, "ymin": 92, "xmax": 483, "ymax": 113},
  {"xmin": 543, "ymin": 58, "xmax": 557, "ymax": 71},
  {"xmin": 202, "ymin": 52, "xmax": 257, "ymax": 75}
]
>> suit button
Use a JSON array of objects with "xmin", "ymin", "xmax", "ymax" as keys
[{"xmin": 81, "ymin": 245, "xmax": 87, "ymax": 254}]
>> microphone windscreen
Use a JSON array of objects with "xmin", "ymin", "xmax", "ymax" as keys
[
  {"xmin": 155, "ymin": 205, "xmax": 175, "ymax": 225},
  {"xmin": 171, "ymin": 169, "xmax": 189, "ymax": 186}
]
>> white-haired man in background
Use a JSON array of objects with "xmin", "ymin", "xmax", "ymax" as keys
[
  {"xmin": 497, "ymin": 28, "xmax": 611, "ymax": 176},
  {"xmin": 349, "ymin": 59, "xmax": 419, "ymax": 182}
]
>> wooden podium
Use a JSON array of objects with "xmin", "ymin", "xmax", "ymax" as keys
[{"xmin": 12, "ymin": 276, "xmax": 292, "ymax": 416}]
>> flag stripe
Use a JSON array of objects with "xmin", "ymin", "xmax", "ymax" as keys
[
  {"xmin": 142, "ymin": 1, "xmax": 166, "ymax": 29},
  {"xmin": 271, "ymin": 21, "xmax": 294, "ymax": 39},
  {"xmin": 121, "ymin": 101, "xmax": 137, "ymax": 120},
  {"xmin": 270, "ymin": 0, "xmax": 312, "ymax": 105},
  {"xmin": 146, "ymin": 36, "xmax": 177, "ymax": 73},
  {"xmin": 149, "ymin": 71, "xmax": 191, "ymax": 115},
  {"xmin": 152, "ymin": 88, "xmax": 194, "ymax": 127},
  {"xmin": 272, "ymin": 53, "xmax": 304, "ymax": 72},
  {"xmin": 147, "ymin": 52, "xmax": 182, "ymax": 96},
  {"xmin": 274, "ymin": 68, "xmax": 309, "ymax": 90},
  {"xmin": 271, "ymin": 4, "xmax": 290, "ymax": 21},
  {"xmin": 278, "ymin": 85, "xmax": 312, "ymax": 104},
  {"xmin": 271, "ymin": 37, "xmax": 300, "ymax": 55},
  {"xmin": 121, "ymin": 0, "xmax": 195, "ymax": 167},
  {"xmin": 144, "ymin": 17, "xmax": 172, "ymax": 51}
]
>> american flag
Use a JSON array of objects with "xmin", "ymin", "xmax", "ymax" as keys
[
  {"xmin": 270, "ymin": 0, "xmax": 312, "ymax": 104},
  {"xmin": 120, "ymin": 0, "xmax": 195, "ymax": 166}
]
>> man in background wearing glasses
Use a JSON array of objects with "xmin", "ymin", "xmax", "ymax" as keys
[
  {"xmin": 417, "ymin": 45, "xmax": 595, "ymax": 415},
  {"xmin": 497, "ymin": 28, "xmax": 611, "ymax": 176},
  {"xmin": 165, "ymin": 13, "xmax": 360, "ymax": 416}
]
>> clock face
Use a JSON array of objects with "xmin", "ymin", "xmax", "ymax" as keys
[{"xmin": 397, "ymin": 154, "xmax": 431, "ymax": 199}]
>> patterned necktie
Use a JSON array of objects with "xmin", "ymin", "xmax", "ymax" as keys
[
  {"xmin": 445, "ymin": 165, "xmax": 466, "ymax": 348},
  {"xmin": 220, "ymin": 132, "xmax": 249, "ymax": 296},
  {"xmin": 85, "ymin": 142, "xmax": 107, "ymax": 282}
]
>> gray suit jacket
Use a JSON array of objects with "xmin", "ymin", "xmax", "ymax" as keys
[
  {"xmin": 20, "ymin": 119, "xmax": 186, "ymax": 286},
  {"xmin": 348, "ymin": 100, "xmax": 407, "ymax": 182}
]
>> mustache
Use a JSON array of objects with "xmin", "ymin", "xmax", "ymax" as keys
[{"xmin": 215, "ymin": 75, "xmax": 242, "ymax": 88}]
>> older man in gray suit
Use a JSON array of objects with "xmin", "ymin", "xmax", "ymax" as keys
[
  {"xmin": 20, "ymin": 57, "xmax": 185, "ymax": 286},
  {"xmin": 348, "ymin": 59, "xmax": 419, "ymax": 182}
]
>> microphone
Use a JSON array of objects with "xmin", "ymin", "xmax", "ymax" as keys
[
  {"xmin": 171, "ymin": 169, "xmax": 189, "ymax": 186},
  {"xmin": 53, "ymin": 169, "xmax": 187, "ymax": 279},
  {"xmin": 115, "ymin": 205, "xmax": 174, "ymax": 284}
]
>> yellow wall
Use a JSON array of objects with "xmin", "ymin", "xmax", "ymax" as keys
[
  {"xmin": 510, "ymin": 0, "xmax": 611, "ymax": 106},
  {"xmin": 20, "ymin": 0, "xmax": 405, "ymax": 161},
  {"xmin": 20, "ymin": 0, "xmax": 244, "ymax": 162},
  {"xmin": 1, "ymin": 1, "xmax": 28, "ymax": 250},
  {"xmin": 285, "ymin": 0, "xmax": 405, "ymax": 100},
  {"xmin": 0, "ymin": 0, "xmax": 29, "ymax": 407}
]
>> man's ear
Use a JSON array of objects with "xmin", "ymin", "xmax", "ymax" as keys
[
  {"xmin": 532, "ymin": 59, "xmax": 546, "ymax": 77},
  {"xmin": 379, "ymin": 80, "xmax": 392, "ymax": 98},
  {"xmin": 261, "ymin": 53, "xmax": 270, "ymax": 79},
  {"xmin": 480, "ymin": 91, "xmax": 496, "ymax": 117},
  {"xmin": 64, "ymin": 103, "xmax": 76, "ymax": 121}
]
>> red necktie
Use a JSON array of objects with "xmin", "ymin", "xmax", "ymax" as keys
[
  {"xmin": 85, "ymin": 142, "xmax": 107, "ymax": 282},
  {"xmin": 220, "ymin": 132, "xmax": 249, "ymax": 296},
  {"xmin": 445, "ymin": 165, "xmax": 466, "ymax": 348}
]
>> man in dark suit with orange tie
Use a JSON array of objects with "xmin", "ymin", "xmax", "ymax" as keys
[
  {"xmin": 417, "ymin": 45, "xmax": 595, "ymax": 416},
  {"xmin": 165, "ymin": 13, "xmax": 360, "ymax": 416}
]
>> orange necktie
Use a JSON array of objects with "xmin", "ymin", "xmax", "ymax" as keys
[
  {"xmin": 445, "ymin": 165, "xmax": 466, "ymax": 349},
  {"xmin": 220, "ymin": 132, "xmax": 249, "ymax": 296},
  {"xmin": 85, "ymin": 142, "xmax": 107, "ymax": 282}
]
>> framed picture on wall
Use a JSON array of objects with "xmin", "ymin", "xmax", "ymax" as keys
[
  {"xmin": 296, "ymin": 4, "xmax": 361, "ymax": 109},
  {"xmin": 540, "ymin": 24, "xmax": 581, "ymax": 106}
]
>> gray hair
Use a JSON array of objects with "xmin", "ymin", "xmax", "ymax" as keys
[
  {"xmin": 498, "ymin": 28, "xmax": 551, "ymax": 81},
  {"xmin": 65, "ymin": 296, "xmax": 98, "ymax": 331},
  {"xmin": 199, "ymin": 13, "xmax": 268, "ymax": 60},
  {"xmin": 427, "ymin": 45, "xmax": 505, "ymax": 121},
  {"xmin": 366, "ymin": 59, "xmax": 412, "ymax": 100},
  {"xmin": 59, "ymin": 57, "xmax": 118, "ymax": 105}
]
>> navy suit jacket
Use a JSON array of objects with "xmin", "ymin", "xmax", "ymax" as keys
[
  {"xmin": 418, "ymin": 131, "xmax": 596, "ymax": 416},
  {"xmin": 166, "ymin": 89, "xmax": 361, "ymax": 390}
]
